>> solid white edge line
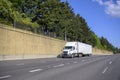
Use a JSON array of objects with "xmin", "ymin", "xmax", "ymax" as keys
[
  {"xmin": 16, "ymin": 63, "xmax": 24, "ymax": 66},
  {"xmin": 41, "ymin": 61, "xmax": 46, "ymax": 63},
  {"xmin": 109, "ymin": 61, "xmax": 112, "ymax": 64},
  {"xmin": 102, "ymin": 67, "xmax": 108, "ymax": 74},
  {"xmin": 0, "ymin": 75, "xmax": 11, "ymax": 79},
  {"xmin": 29, "ymin": 69, "xmax": 42, "ymax": 73},
  {"xmin": 53, "ymin": 64, "xmax": 64, "ymax": 68}
]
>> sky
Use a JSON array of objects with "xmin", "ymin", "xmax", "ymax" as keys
[{"xmin": 61, "ymin": 0, "xmax": 120, "ymax": 48}]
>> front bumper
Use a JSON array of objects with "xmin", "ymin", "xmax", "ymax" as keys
[{"xmin": 61, "ymin": 53, "xmax": 72, "ymax": 58}]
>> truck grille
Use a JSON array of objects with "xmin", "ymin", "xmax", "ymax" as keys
[
  {"xmin": 63, "ymin": 51, "xmax": 68, "ymax": 57},
  {"xmin": 63, "ymin": 51, "xmax": 68, "ymax": 54}
]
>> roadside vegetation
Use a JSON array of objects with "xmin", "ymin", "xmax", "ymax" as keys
[{"xmin": 0, "ymin": 0, "xmax": 119, "ymax": 53}]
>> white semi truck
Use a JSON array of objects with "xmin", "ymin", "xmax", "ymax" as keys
[{"xmin": 60, "ymin": 42, "xmax": 92, "ymax": 58}]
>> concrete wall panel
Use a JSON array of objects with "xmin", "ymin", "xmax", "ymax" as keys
[{"xmin": 0, "ymin": 24, "xmax": 112, "ymax": 60}]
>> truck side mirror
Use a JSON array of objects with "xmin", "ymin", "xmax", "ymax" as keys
[{"xmin": 73, "ymin": 47, "xmax": 75, "ymax": 50}]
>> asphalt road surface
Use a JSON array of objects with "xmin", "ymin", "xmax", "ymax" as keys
[{"xmin": 0, "ymin": 54, "xmax": 120, "ymax": 80}]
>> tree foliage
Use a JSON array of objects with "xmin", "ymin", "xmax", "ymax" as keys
[{"xmin": 0, "ymin": 0, "xmax": 119, "ymax": 53}]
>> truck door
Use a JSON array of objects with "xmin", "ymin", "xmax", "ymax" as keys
[{"xmin": 75, "ymin": 42, "xmax": 79, "ymax": 53}]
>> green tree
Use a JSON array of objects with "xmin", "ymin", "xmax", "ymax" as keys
[
  {"xmin": 0, "ymin": 0, "xmax": 117, "ymax": 52},
  {"xmin": 0, "ymin": 0, "xmax": 13, "ymax": 25}
]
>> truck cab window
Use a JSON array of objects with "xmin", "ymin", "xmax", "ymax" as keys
[
  {"xmin": 64, "ymin": 46, "xmax": 72, "ymax": 50},
  {"xmin": 73, "ymin": 47, "xmax": 75, "ymax": 50}
]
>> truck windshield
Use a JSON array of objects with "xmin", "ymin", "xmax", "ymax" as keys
[{"xmin": 64, "ymin": 46, "xmax": 72, "ymax": 50}]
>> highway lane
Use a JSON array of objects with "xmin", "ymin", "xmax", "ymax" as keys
[{"xmin": 0, "ymin": 54, "xmax": 120, "ymax": 80}]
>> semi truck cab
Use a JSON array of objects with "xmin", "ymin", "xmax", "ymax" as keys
[
  {"xmin": 60, "ymin": 42, "xmax": 92, "ymax": 58},
  {"xmin": 62, "ymin": 46, "xmax": 76, "ymax": 57}
]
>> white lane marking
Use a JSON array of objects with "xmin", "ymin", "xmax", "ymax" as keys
[
  {"xmin": 16, "ymin": 63, "xmax": 24, "ymax": 66},
  {"xmin": 53, "ymin": 64, "xmax": 64, "ymax": 68},
  {"xmin": 109, "ymin": 61, "xmax": 112, "ymax": 64},
  {"xmin": 67, "ymin": 63, "xmax": 70, "ymax": 65},
  {"xmin": 73, "ymin": 61, "xmax": 78, "ymax": 63},
  {"xmin": 29, "ymin": 69, "xmax": 42, "ymax": 73},
  {"xmin": 41, "ymin": 61, "xmax": 46, "ymax": 63},
  {"xmin": 82, "ymin": 60, "xmax": 85, "ymax": 62},
  {"xmin": 0, "ymin": 75, "xmax": 11, "ymax": 79},
  {"xmin": 102, "ymin": 67, "xmax": 108, "ymax": 74}
]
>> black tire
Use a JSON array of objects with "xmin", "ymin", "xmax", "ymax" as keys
[
  {"xmin": 87, "ymin": 54, "xmax": 91, "ymax": 56},
  {"xmin": 77, "ymin": 53, "xmax": 83, "ymax": 57},
  {"xmin": 71, "ymin": 54, "xmax": 74, "ymax": 58}
]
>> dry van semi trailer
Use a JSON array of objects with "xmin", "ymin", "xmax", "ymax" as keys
[{"xmin": 60, "ymin": 42, "xmax": 92, "ymax": 58}]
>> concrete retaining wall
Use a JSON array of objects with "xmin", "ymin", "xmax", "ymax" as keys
[
  {"xmin": 92, "ymin": 47, "xmax": 112, "ymax": 55},
  {"xmin": 0, "ymin": 24, "xmax": 66, "ymax": 60},
  {"xmin": 0, "ymin": 24, "xmax": 112, "ymax": 60}
]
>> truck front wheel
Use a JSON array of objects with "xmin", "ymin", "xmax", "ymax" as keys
[{"xmin": 71, "ymin": 54, "xmax": 74, "ymax": 58}]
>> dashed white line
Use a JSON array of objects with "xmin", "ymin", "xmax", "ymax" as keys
[
  {"xmin": 53, "ymin": 64, "xmax": 64, "ymax": 68},
  {"xmin": 82, "ymin": 60, "xmax": 85, "ymax": 62},
  {"xmin": 67, "ymin": 63, "xmax": 70, "ymax": 65},
  {"xmin": 0, "ymin": 75, "xmax": 11, "ymax": 79},
  {"xmin": 102, "ymin": 67, "xmax": 108, "ymax": 74},
  {"xmin": 29, "ymin": 69, "xmax": 42, "ymax": 73},
  {"xmin": 41, "ymin": 61, "xmax": 46, "ymax": 63},
  {"xmin": 109, "ymin": 61, "xmax": 112, "ymax": 64},
  {"xmin": 73, "ymin": 61, "xmax": 78, "ymax": 63}
]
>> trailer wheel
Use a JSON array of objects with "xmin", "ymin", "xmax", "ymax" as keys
[{"xmin": 78, "ymin": 53, "xmax": 83, "ymax": 57}]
